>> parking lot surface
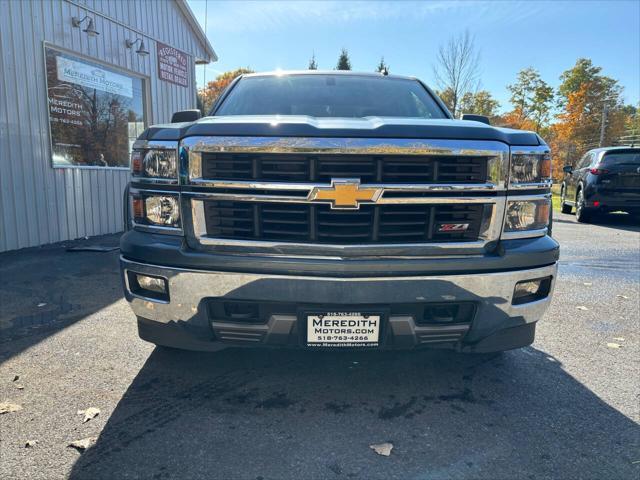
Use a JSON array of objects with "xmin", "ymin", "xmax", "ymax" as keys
[{"xmin": 1, "ymin": 213, "xmax": 639, "ymax": 480}]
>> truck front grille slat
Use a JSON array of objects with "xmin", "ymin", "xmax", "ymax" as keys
[
  {"xmin": 201, "ymin": 153, "xmax": 488, "ymax": 184},
  {"xmin": 203, "ymin": 201, "xmax": 485, "ymax": 244}
]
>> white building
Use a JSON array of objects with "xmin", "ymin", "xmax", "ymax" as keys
[{"xmin": 0, "ymin": 0, "xmax": 216, "ymax": 251}]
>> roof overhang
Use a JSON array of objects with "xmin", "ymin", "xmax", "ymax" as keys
[{"xmin": 175, "ymin": 0, "xmax": 218, "ymax": 64}]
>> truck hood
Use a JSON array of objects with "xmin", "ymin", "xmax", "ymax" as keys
[{"xmin": 140, "ymin": 115, "xmax": 544, "ymax": 146}]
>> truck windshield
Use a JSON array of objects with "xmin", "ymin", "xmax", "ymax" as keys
[{"xmin": 215, "ymin": 74, "xmax": 448, "ymax": 119}]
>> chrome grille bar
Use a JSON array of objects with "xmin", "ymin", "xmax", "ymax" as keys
[
  {"xmin": 182, "ymin": 136, "xmax": 509, "ymax": 191},
  {"xmin": 180, "ymin": 136, "xmax": 511, "ymax": 255}
]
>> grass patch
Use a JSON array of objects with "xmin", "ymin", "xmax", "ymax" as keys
[{"xmin": 551, "ymin": 183, "xmax": 562, "ymax": 213}]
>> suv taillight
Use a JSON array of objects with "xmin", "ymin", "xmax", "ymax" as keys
[{"xmin": 589, "ymin": 168, "xmax": 609, "ymax": 175}]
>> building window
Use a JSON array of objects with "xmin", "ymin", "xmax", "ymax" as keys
[{"xmin": 45, "ymin": 45, "xmax": 147, "ymax": 168}]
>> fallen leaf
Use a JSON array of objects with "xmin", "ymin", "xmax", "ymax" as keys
[
  {"xmin": 0, "ymin": 402, "xmax": 23, "ymax": 414},
  {"xmin": 583, "ymin": 282, "xmax": 592, "ymax": 286},
  {"xmin": 12, "ymin": 375, "xmax": 19, "ymax": 382},
  {"xmin": 370, "ymin": 442, "xmax": 394, "ymax": 456},
  {"xmin": 68, "ymin": 437, "xmax": 96, "ymax": 452},
  {"xmin": 77, "ymin": 407, "xmax": 100, "ymax": 423},
  {"xmin": 607, "ymin": 343, "xmax": 622, "ymax": 349},
  {"xmin": 576, "ymin": 306, "xmax": 589, "ymax": 311},
  {"xmin": 25, "ymin": 440, "xmax": 38, "ymax": 448},
  {"xmin": 15, "ymin": 384, "xmax": 24, "ymax": 390},
  {"xmin": 616, "ymin": 295, "xmax": 629, "ymax": 299}
]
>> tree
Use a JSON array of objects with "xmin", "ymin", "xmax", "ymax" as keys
[
  {"xmin": 196, "ymin": 92, "xmax": 205, "ymax": 115},
  {"xmin": 336, "ymin": 48, "xmax": 352, "ymax": 70},
  {"xmin": 553, "ymin": 59, "xmax": 624, "ymax": 153},
  {"xmin": 198, "ymin": 68, "xmax": 254, "ymax": 113},
  {"xmin": 458, "ymin": 90, "xmax": 500, "ymax": 118},
  {"xmin": 557, "ymin": 58, "xmax": 619, "ymax": 108},
  {"xmin": 436, "ymin": 88, "xmax": 455, "ymax": 114},
  {"xmin": 432, "ymin": 30, "xmax": 480, "ymax": 117},
  {"xmin": 547, "ymin": 59, "xmax": 628, "ymax": 178},
  {"xmin": 506, "ymin": 67, "xmax": 554, "ymax": 132},
  {"xmin": 308, "ymin": 53, "xmax": 318, "ymax": 70},
  {"xmin": 376, "ymin": 56, "xmax": 389, "ymax": 75}
]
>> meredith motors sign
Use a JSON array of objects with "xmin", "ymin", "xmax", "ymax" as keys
[
  {"xmin": 157, "ymin": 42, "xmax": 189, "ymax": 87},
  {"xmin": 56, "ymin": 56, "xmax": 133, "ymax": 98}
]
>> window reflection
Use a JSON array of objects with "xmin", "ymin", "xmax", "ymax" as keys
[{"xmin": 45, "ymin": 46, "xmax": 146, "ymax": 168}]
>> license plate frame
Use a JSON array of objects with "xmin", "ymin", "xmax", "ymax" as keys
[{"xmin": 301, "ymin": 309, "xmax": 385, "ymax": 348}]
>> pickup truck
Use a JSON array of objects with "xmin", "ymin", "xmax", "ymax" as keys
[{"xmin": 120, "ymin": 71, "xmax": 558, "ymax": 353}]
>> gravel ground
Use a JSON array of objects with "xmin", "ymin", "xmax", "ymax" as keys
[{"xmin": 0, "ymin": 214, "xmax": 638, "ymax": 480}]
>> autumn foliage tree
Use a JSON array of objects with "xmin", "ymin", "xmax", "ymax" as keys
[
  {"xmin": 198, "ymin": 68, "xmax": 254, "ymax": 113},
  {"xmin": 548, "ymin": 59, "xmax": 626, "ymax": 178}
]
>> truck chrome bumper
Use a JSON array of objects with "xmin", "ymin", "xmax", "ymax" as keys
[{"xmin": 121, "ymin": 257, "xmax": 557, "ymax": 351}]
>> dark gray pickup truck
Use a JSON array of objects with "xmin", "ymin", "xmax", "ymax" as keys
[{"xmin": 120, "ymin": 71, "xmax": 558, "ymax": 353}]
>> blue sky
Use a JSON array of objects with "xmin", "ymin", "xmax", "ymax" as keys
[{"xmin": 187, "ymin": 0, "xmax": 640, "ymax": 113}]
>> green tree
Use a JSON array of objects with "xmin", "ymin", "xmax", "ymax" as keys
[
  {"xmin": 458, "ymin": 90, "xmax": 500, "ymax": 117},
  {"xmin": 436, "ymin": 88, "xmax": 455, "ymax": 115},
  {"xmin": 308, "ymin": 52, "xmax": 318, "ymax": 70},
  {"xmin": 376, "ymin": 56, "xmax": 389, "ymax": 75},
  {"xmin": 557, "ymin": 58, "xmax": 620, "ymax": 108},
  {"xmin": 336, "ymin": 48, "xmax": 352, "ymax": 70},
  {"xmin": 506, "ymin": 67, "xmax": 554, "ymax": 132}
]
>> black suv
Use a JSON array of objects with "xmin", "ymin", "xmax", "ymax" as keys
[{"xmin": 560, "ymin": 146, "xmax": 640, "ymax": 222}]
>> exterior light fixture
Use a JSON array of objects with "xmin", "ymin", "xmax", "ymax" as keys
[
  {"xmin": 125, "ymin": 38, "xmax": 150, "ymax": 56},
  {"xmin": 71, "ymin": 16, "xmax": 99, "ymax": 37}
]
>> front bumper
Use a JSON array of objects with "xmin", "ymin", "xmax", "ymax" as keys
[{"xmin": 121, "ymin": 257, "xmax": 557, "ymax": 352}]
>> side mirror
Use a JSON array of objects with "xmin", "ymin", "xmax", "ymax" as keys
[
  {"xmin": 562, "ymin": 165, "xmax": 573, "ymax": 174},
  {"xmin": 461, "ymin": 114, "xmax": 491, "ymax": 125},
  {"xmin": 171, "ymin": 109, "xmax": 202, "ymax": 123}
]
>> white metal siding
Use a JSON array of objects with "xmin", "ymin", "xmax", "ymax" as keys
[{"xmin": 0, "ymin": 0, "xmax": 208, "ymax": 251}]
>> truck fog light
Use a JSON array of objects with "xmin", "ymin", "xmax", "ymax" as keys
[
  {"xmin": 127, "ymin": 272, "xmax": 169, "ymax": 301},
  {"xmin": 504, "ymin": 199, "xmax": 550, "ymax": 232},
  {"xmin": 145, "ymin": 196, "xmax": 180, "ymax": 227},
  {"xmin": 136, "ymin": 274, "xmax": 166, "ymax": 293},
  {"xmin": 513, "ymin": 276, "xmax": 552, "ymax": 305}
]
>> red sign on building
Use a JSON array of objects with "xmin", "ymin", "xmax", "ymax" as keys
[{"xmin": 156, "ymin": 42, "xmax": 189, "ymax": 87}]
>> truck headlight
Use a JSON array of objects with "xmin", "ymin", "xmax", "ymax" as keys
[
  {"xmin": 132, "ymin": 149, "xmax": 177, "ymax": 179},
  {"xmin": 131, "ymin": 194, "xmax": 181, "ymax": 229},
  {"xmin": 510, "ymin": 152, "xmax": 551, "ymax": 184},
  {"xmin": 504, "ymin": 198, "xmax": 550, "ymax": 232}
]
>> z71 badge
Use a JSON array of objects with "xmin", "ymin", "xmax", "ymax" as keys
[{"xmin": 437, "ymin": 223, "xmax": 470, "ymax": 232}]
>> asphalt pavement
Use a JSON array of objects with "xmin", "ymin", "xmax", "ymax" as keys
[{"xmin": 1, "ymin": 213, "xmax": 638, "ymax": 480}]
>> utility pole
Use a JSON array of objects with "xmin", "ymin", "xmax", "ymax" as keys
[{"xmin": 599, "ymin": 103, "xmax": 608, "ymax": 147}]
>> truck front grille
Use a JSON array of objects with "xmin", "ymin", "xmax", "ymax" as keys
[
  {"xmin": 203, "ymin": 201, "xmax": 486, "ymax": 244},
  {"xmin": 201, "ymin": 153, "xmax": 488, "ymax": 184}
]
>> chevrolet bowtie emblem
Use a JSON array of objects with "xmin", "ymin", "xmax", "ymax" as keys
[{"xmin": 307, "ymin": 179, "xmax": 383, "ymax": 210}]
